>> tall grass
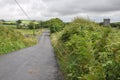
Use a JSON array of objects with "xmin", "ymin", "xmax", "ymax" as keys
[{"xmin": 0, "ymin": 26, "xmax": 37, "ymax": 55}]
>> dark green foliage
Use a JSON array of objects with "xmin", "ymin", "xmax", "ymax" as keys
[
  {"xmin": 111, "ymin": 22, "xmax": 120, "ymax": 29},
  {"xmin": 40, "ymin": 21, "xmax": 50, "ymax": 28},
  {"xmin": 39, "ymin": 18, "xmax": 65, "ymax": 33},
  {"xmin": 28, "ymin": 22, "xmax": 39, "ymax": 29},
  {"xmin": 105, "ymin": 61, "xmax": 120, "ymax": 80},
  {"xmin": 28, "ymin": 22, "xmax": 34, "ymax": 29},
  {"xmin": 3, "ymin": 22, "xmax": 16, "ymax": 25},
  {"xmin": 60, "ymin": 24, "xmax": 81, "ymax": 42},
  {"xmin": 48, "ymin": 18, "xmax": 65, "ymax": 33},
  {"xmin": 16, "ymin": 20, "xmax": 22, "ymax": 29}
]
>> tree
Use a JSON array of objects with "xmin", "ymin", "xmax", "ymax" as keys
[
  {"xmin": 28, "ymin": 22, "xmax": 40, "ymax": 29},
  {"xmin": 28, "ymin": 22, "xmax": 34, "ymax": 29},
  {"xmin": 16, "ymin": 20, "xmax": 22, "ymax": 29},
  {"xmin": 47, "ymin": 18, "xmax": 65, "ymax": 33}
]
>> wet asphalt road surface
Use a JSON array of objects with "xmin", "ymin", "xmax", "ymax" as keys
[{"xmin": 0, "ymin": 30, "xmax": 63, "ymax": 80}]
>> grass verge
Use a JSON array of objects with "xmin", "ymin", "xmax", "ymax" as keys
[{"xmin": 0, "ymin": 26, "xmax": 42, "ymax": 55}]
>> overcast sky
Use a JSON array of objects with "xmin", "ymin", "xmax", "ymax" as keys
[{"xmin": 0, "ymin": 0, "xmax": 120, "ymax": 22}]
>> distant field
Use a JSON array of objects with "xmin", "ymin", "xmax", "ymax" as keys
[
  {"xmin": 0, "ymin": 22, "xmax": 42, "ymax": 35},
  {"xmin": 0, "ymin": 24, "xmax": 16, "ymax": 28},
  {"xmin": 21, "ymin": 20, "xmax": 31, "ymax": 24},
  {"xmin": 1, "ymin": 20, "xmax": 40, "ymax": 26},
  {"xmin": 15, "ymin": 29, "xmax": 42, "ymax": 35},
  {"xmin": 21, "ymin": 20, "xmax": 40, "ymax": 24}
]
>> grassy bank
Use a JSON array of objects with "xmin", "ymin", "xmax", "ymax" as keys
[
  {"xmin": 51, "ymin": 18, "xmax": 120, "ymax": 80},
  {"xmin": 0, "ymin": 26, "xmax": 39, "ymax": 55}
]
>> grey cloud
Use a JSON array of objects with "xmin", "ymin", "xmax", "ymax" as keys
[
  {"xmin": 0, "ymin": 0, "xmax": 30, "ymax": 9},
  {"xmin": 0, "ymin": 0, "xmax": 120, "ymax": 22},
  {"xmin": 43, "ymin": 0, "xmax": 120, "ymax": 16}
]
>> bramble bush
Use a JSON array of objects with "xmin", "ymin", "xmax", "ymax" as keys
[{"xmin": 51, "ymin": 17, "xmax": 120, "ymax": 80}]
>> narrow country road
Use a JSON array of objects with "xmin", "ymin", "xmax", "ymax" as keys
[{"xmin": 0, "ymin": 30, "xmax": 63, "ymax": 80}]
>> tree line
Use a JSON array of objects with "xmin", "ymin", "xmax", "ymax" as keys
[{"xmin": 15, "ymin": 18, "xmax": 65, "ymax": 32}]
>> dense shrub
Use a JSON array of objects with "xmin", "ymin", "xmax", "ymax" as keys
[
  {"xmin": 47, "ymin": 18, "xmax": 65, "ymax": 33},
  {"xmin": 51, "ymin": 17, "xmax": 120, "ymax": 80}
]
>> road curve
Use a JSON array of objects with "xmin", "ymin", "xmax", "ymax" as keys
[{"xmin": 0, "ymin": 30, "xmax": 63, "ymax": 80}]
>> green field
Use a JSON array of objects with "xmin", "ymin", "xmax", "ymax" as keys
[
  {"xmin": 0, "ymin": 24, "xmax": 16, "ymax": 28},
  {"xmin": 21, "ymin": 20, "xmax": 39, "ymax": 24},
  {"xmin": 15, "ymin": 29, "xmax": 42, "ymax": 35}
]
